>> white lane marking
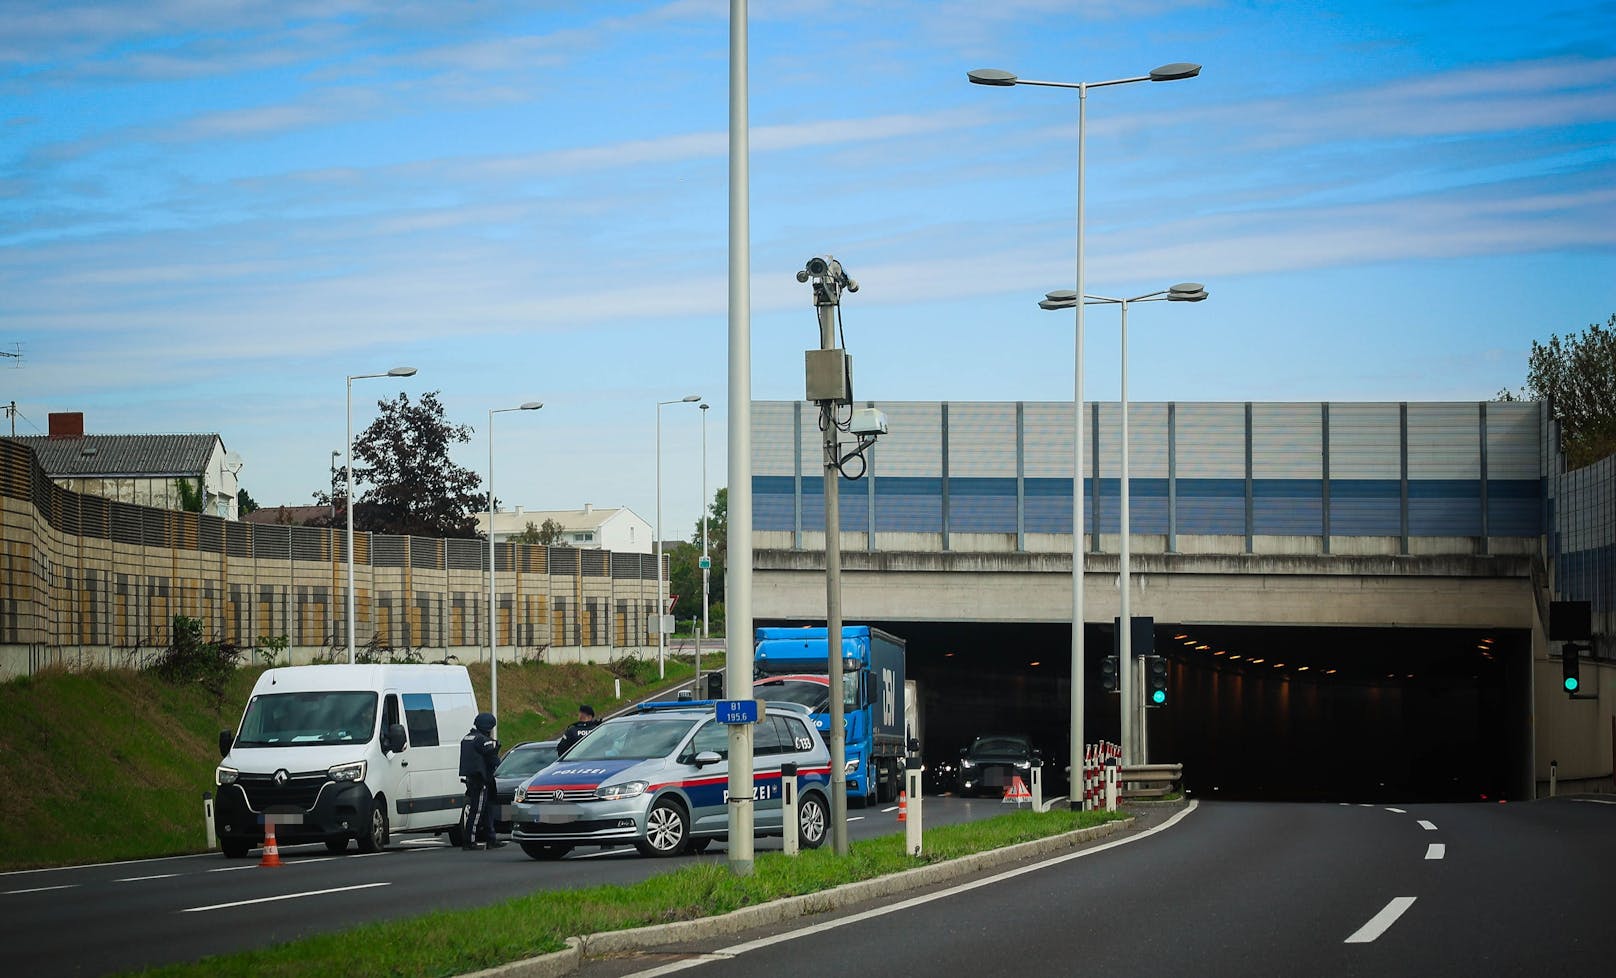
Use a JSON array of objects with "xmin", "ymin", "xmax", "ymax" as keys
[
  {"xmin": 846, "ymin": 816, "xmax": 865, "ymax": 823},
  {"xmin": 1385, "ymin": 807, "xmax": 1406, "ymax": 814},
  {"xmin": 1345, "ymin": 896, "xmax": 1417, "ymax": 943},
  {"xmin": 181, "ymin": 881, "xmax": 390, "ymax": 913},
  {"xmin": 3, "ymin": 884, "xmax": 77, "ymax": 896},
  {"xmin": 1574, "ymin": 798, "xmax": 1616, "ymax": 806},
  {"xmin": 615, "ymin": 801, "xmax": 1201, "ymax": 978},
  {"xmin": 881, "ymin": 806, "xmax": 898, "ymax": 813},
  {"xmin": 1417, "ymin": 820, "xmax": 1438, "ymax": 831},
  {"xmin": 115, "ymin": 874, "xmax": 180, "ymax": 882},
  {"xmin": 208, "ymin": 865, "xmax": 260, "ymax": 873},
  {"xmin": 1425, "ymin": 844, "xmax": 1445, "ymax": 860}
]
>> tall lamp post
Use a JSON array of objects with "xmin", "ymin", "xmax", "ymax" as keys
[
  {"xmin": 699, "ymin": 402, "xmax": 711, "ymax": 692},
  {"xmin": 488, "ymin": 401, "xmax": 543, "ymax": 729},
  {"xmin": 656, "ymin": 394, "xmax": 702, "ymax": 679},
  {"xmin": 969, "ymin": 60, "xmax": 1199, "ymax": 796},
  {"xmin": 346, "ymin": 366, "xmax": 417, "ymax": 664},
  {"xmin": 1040, "ymin": 284, "xmax": 1207, "ymax": 763}
]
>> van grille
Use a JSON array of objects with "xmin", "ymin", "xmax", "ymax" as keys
[{"xmin": 237, "ymin": 771, "xmax": 328, "ymax": 812}]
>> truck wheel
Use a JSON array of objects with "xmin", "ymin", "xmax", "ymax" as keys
[
  {"xmin": 220, "ymin": 838, "xmax": 251, "ymax": 859},
  {"xmin": 636, "ymin": 799, "xmax": 689, "ymax": 857},
  {"xmin": 798, "ymin": 793, "xmax": 828, "ymax": 849},
  {"xmin": 520, "ymin": 842, "xmax": 572, "ymax": 861},
  {"xmin": 878, "ymin": 762, "xmax": 898, "ymax": 804},
  {"xmin": 356, "ymin": 797, "xmax": 390, "ymax": 853}
]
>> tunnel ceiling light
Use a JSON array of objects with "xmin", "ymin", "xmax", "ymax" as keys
[
  {"xmin": 1297, "ymin": 665, "xmax": 1310, "ymax": 672},
  {"xmin": 1029, "ymin": 661, "xmax": 1041, "ymax": 667},
  {"xmin": 1273, "ymin": 662, "xmax": 1285, "ymax": 668},
  {"xmin": 1173, "ymin": 633, "xmax": 1188, "ymax": 640},
  {"xmin": 1250, "ymin": 658, "xmax": 1265, "ymax": 664},
  {"xmin": 1229, "ymin": 655, "xmax": 1242, "ymax": 660},
  {"xmin": 1196, "ymin": 644, "xmax": 1210, "ymax": 650},
  {"xmin": 1325, "ymin": 668, "xmax": 1337, "ymax": 675},
  {"xmin": 1213, "ymin": 650, "xmax": 1226, "ymax": 656}
]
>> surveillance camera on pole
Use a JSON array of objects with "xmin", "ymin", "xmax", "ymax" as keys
[{"xmin": 798, "ymin": 254, "xmax": 885, "ymax": 857}]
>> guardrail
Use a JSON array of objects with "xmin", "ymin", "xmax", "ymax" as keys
[{"xmin": 1118, "ymin": 763, "xmax": 1183, "ymax": 800}]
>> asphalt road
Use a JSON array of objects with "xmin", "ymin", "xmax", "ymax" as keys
[
  {"xmin": 577, "ymin": 796, "xmax": 1616, "ymax": 978},
  {"xmin": 0, "ymin": 792, "xmax": 1025, "ymax": 978}
]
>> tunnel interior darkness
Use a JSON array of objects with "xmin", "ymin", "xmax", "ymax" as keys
[{"xmin": 759, "ymin": 619, "xmax": 1530, "ymax": 802}]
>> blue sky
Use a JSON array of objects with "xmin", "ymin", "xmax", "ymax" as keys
[{"xmin": 3, "ymin": 0, "xmax": 1613, "ymax": 535}]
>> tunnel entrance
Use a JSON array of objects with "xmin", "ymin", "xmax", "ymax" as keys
[{"xmin": 757, "ymin": 619, "xmax": 1531, "ymax": 802}]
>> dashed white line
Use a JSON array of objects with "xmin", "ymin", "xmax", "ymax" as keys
[
  {"xmin": 3, "ymin": 884, "xmax": 77, "ymax": 896},
  {"xmin": 115, "ymin": 874, "xmax": 180, "ymax": 882},
  {"xmin": 1385, "ymin": 807, "xmax": 1406, "ymax": 814},
  {"xmin": 1425, "ymin": 844, "xmax": 1445, "ymax": 860},
  {"xmin": 1345, "ymin": 896, "xmax": 1417, "ymax": 943},
  {"xmin": 1417, "ymin": 820, "xmax": 1438, "ymax": 831},
  {"xmin": 180, "ymin": 881, "xmax": 390, "ymax": 913}
]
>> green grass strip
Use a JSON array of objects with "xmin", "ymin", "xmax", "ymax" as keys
[{"xmin": 122, "ymin": 807, "xmax": 1127, "ymax": 978}]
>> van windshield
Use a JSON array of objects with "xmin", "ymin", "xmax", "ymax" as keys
[{"xmin": 235, "ymin": 691, "xmax": 378, "ymax": 747}]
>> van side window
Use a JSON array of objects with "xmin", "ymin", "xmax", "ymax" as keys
[
  {"xmin": 402, "ymin": 693, "xmax": 439, "ymax": 747},
  {"xmin": 382, "ymin": 694, "xmax": 404, "ymax": 745},
  {"xmin": 781, "ymin": 716, "xmax": 815, "ymax": 753},
  {"xmin": 754, "ymin": 716, "xmax": 787, "ymax": 757}
]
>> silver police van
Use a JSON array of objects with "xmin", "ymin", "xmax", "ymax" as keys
[{"xmin": 509, "ymin": 700, "xmax": 831, "ymax": 859}]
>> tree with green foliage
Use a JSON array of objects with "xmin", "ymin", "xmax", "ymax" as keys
[
  {"xmin": 512, "ymin": 521, "xmax": 543, "ymax": 545},
  {"xmin": 236, "ymin": 487, "xmax": 259, "ymax": 515},
  {"xmin": 538, "ymin": 517, "xmax": 567, "ymax": 546},
  {"xmin": 312, "ymin": 390, "xmax": 484, "ymax": 537},
  {"xmin": 1499, "ymin": 313, "xmax": 1616, "ymax": 468}
]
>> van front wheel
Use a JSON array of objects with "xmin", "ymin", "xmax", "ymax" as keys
[{"xmin": 356, "ymin": 797, "xmax": 390, "ymax": 853}]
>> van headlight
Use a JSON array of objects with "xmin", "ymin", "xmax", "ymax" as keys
[
  {"xmin": 843, "ymin": 758, "xmax": 861, "ymax": 775},
  {"xmin": 327, "ymin": 761, "xmax": 366, "ymax": 782},
  {"xmin": 960, "ymin": 758, "xmax": 976, "ymax": 769},
  {"xmin": 596, "ymin": 780, "xmax": 648, "ymax": 801},
  {"xmin": 1015, "ymin": 761, "xmax": 1032, "ymax": 770},
  {"xmin": 216, "ymin": 766, "xmax": 239, "ymax": 786}
]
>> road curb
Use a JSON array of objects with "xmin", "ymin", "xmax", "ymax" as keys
[{"xmin": 460, "ymin": 816, "xmax": 1133, "ymax": 977}]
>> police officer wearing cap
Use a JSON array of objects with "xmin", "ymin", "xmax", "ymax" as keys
[{"xmin": 459, "ymin": 712, "xmax": 503, "ymax": 850}]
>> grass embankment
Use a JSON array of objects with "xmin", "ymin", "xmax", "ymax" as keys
[
  {"xmin": 0, "ymin": 657, "xmax": 703, "ymax": 872},
  {"xmin": 122, "ymin": 805, "xmax": 1127, "ymax": 978}
]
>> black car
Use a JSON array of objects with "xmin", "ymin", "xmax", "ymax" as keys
[
  {"xmin": 493, "ymin": 740, "xmax": 560, "ymax": 833},
  {"xmin": 957, "ymin": 733, "xmax": 1037, "ymax": 797}
]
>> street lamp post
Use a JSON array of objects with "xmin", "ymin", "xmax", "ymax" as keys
[
  {"xmin": 699, "ymin": 402, "xmax": 711, "ymax": 693},
  {"xmin": 346, "ymin": 366, "xmax": 417, "ymax": 664},
  {"xmin": 488, "ymin": 401, "xmax": 543, "ymax": 730},
  {"xmin": 1040, "ymin": 284, "xmax": 1207, "ymax": 764},
  {"xmin": 970, "ymin": 60, "xmax": 1199, "ymax": 795},
  {"xmin": 656, "ymin": 395, "xmax": 702, "ymax": 679}
]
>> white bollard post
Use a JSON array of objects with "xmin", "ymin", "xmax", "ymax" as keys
[
  {"xmin": 615, "ymin": 678, "xmax": 621, "ymax": 700},
  {"xmin": 1549, "ymin": 759, "xmax": 1557, "ymax": 798},
  {"xmin": 1030, "ymin": 759, "xmax": 1044, "ymax": 812},
  {"xmin": 905, "ymin": 759, "xmax": 924, "ymax": 856},
  {"xmin": 781, "ymin": 762, "xmax": 799, "ymax": 857},
  {"xmin": 203, "ymin": 792, "xmax": 217, "ymax": 850},
  {"xmin": 1105, "ymin": 763, "xmax": 1118, "ymax": 812}
]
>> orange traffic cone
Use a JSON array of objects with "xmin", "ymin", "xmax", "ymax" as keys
[
  {"xmin": 897, "ymin": 790, "xmax": 908, "ymax": 822},
  {"xmin": 259, "ymin": 820, "xmax": 283, "ymax": 867}
]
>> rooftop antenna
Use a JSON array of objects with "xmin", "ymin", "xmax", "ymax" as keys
[{"xmin": 3, "ymin": 343, "xmax": 22, "ymax": 435}]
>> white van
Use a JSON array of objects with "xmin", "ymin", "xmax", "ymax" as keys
[{"xmin": 214, "ymin": 664, "xmax": 479, "ymax": 857}]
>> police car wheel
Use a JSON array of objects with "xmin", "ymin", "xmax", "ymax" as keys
[
  {"xmin": 637, "ymin": 799, "xmax": 690, "ymax": 857},
  {"xmin": 356, "ymin": 797, "xmax": 390, "ymax": 853},
  {"xmin": 798, "ymin": 793, "xmax": 828, "ymax": 849}
]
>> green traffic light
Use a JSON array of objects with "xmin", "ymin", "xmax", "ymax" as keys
[
  {"xmin": 1151, "ymin": 689, "xmax": 1167, "ymax": 705},
  {"xmin": 1564, "ymin": 676, "xmax": 1579, "ymax": 693}
]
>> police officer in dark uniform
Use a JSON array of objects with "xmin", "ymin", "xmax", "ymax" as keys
[
  {"xmin": 459, "ymin": 712, "xmax": 502, "ymax": 850},
  {"xmin": 557, "ymin": 704, "xmax": 601, "ymax": 757}
]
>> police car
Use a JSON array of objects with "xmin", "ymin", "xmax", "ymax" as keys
[{"xmin": 509, "ymin": 700, "xmax": 831, "ymax": 859}]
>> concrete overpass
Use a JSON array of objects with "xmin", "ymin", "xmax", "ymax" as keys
[{"xmin": 749, "ymin": 399, "xmax": 1613, "ymax": 800}]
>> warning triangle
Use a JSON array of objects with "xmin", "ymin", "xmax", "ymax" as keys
[{"xmin": 1002, "ymin": 775, "xmax": 1032, "ymax": 804}]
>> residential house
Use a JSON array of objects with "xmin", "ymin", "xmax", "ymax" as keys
[{"xmin": 475, "ymin": 503, "xmax": 652, "ymax": 553}]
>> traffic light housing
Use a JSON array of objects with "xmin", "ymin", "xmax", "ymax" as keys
[
  {"xmin": 1147, "ymin": 656, "xmax": 1169, "ymax": 707},
  {"xmin": 1101, "ymin": 656, "xmax": 1120, "ymax": 693},
  {"xmin": 1562, "ymin": 643, "xmax": 1583, "ymax": 695}
]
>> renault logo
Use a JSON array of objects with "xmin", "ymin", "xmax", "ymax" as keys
[{"xmin": 273, "ymin": 769, "xmax": 289, "ymax": 785}]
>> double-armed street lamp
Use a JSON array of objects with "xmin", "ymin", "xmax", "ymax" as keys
[
  {"xmin": 346, "ymin": 366, "xmax": 418, "ymax": 664},
  {"xmin": 488, "ymin": 401, "xmax": 544, "ymax": 728},
  {"xmin": 1040, "ymin": 284, "xmax": 1208, "ymax": 762},
  {"xmin": 969, "ymin": 60, "xmax": 1200, "ymax": 789},
  {"xmin": 657, "ymin": 395, "xmax": 703, "ymax": 678}
]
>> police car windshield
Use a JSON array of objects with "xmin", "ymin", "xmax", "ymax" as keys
[
  {"xmin": 235, "ymin": 691, "xmax": 378, "ymax": 747},
  {"xmin": 558, "ymin": 718, "xmax": 694, "ymax": 761}
]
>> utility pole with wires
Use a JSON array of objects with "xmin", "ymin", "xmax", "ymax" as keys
[{"xmin": 3, "ymin": 344, "xmax": 24, "ymax": 437}]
